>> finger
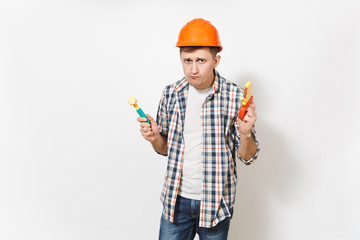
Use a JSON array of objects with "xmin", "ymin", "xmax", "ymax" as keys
[
  {"xmin": 137, "ymin": 117, "xmax": 148, "ymax": 123},
  {"xmin": 146, "ymin": 114, "xmax": 156, "ymax": 124},
  {"xmin": 243, "ymin": 113, "xmax": 257, "ymax": 124},
  {"xmin": 141, "ymin": 122, "xmax": 151, "ymax": 128},
  {"xmin": 141, "ymin": 126, "xmax": 151, "ymax": 133},
  {"xmin": 246, "ymin": 108, "xmax": 256, "ymax": 118},
  {"xmin": 143, "ymin": 128, "xmax": 153, "ymax": 137},
  {"xmin": 248, "ymin": 102, "xmax": 256, "ymax": 111},
  {"xmin": 140, "ymin": 128, "xmax": 146, "ymax": 137},
  {"xmin": 140, "ymin": 128, "xmax": 152, "ymax": 137},
  {"xmin": 237, "ymin": 117, "xmax": 244, "ymax": 124},
  {"xmin": 146, "ymin": 114, "xmax": 160, "ymax": 134}
]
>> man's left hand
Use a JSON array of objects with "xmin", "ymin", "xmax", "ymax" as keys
[{"xmin": 237, "ymin": 102, "xmax": 257, "ymax": 137}]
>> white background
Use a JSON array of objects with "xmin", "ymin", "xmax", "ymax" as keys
[{"xmin": 1, "ymin": 0, "xmax": 359, "ymax": 239}]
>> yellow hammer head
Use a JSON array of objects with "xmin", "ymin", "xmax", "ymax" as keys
[{"xmin": 127, "ymin": 96, "xmax": 137, "ymax": 106}]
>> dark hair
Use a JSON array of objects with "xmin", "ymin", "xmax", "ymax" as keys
[{"xmin": 179, "ymin": 46, "xmax": 220, "ymax": 59}]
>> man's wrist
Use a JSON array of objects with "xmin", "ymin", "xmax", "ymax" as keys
[
  {"xmin": 239, "ymin": 132, "xmax": 252, "ymax": 139},
  {"xmin": 151, "ymin": 133, "xmax": 168, "ymax": 155}
]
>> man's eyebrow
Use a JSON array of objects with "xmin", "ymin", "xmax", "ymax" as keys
[{"xmin": 182, "ymin": 57, "xmax": 206, "ymax": 61}]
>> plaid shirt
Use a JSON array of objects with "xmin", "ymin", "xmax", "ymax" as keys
[{"xmin": 156, "ymin": 71, "xmax": 260, "ymax": 228}]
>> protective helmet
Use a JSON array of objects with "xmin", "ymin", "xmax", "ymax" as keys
[{"xmin": 176, "ymin": 18, "xmax": 223, "ymax": 52}]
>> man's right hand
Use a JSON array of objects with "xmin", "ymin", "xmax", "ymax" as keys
[
  {"xmin": 137, "ymin": 114, "xmax": 168, "ymax": 155},
  {"xmin": 137, "ymin": 114, "xmax": 160, "ymax": 143}
]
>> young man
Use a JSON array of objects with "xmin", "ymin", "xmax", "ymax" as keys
[{"xmin": 137, "ymin": 18, "xmax": 260, "ymax": 240}]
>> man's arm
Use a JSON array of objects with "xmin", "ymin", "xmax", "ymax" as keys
[
  {"xmin": 238, "ymin": 132, "xmax": 258, "ymax": 160},
  {"xmin": 236, "ymin": 102, "xmax": 259, "ymax": 161},
  {"xmin": 137, "ymin": 114, "xmax": 168, "ymax": 155}
]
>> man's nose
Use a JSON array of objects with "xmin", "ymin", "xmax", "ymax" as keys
[{"xmin": 191, "ymin": 62, "xmax": 199, "ymax": 74}]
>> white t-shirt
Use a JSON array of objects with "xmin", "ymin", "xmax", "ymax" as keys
[{"xmin": 178, "ymin": 85, "xmax": 213, "ymax": 200}]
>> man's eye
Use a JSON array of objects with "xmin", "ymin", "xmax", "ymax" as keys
[
  {"xmin": 185, "ymin": 59, "xmax": 191, "ymax": 63},
  {"xmin": 199, "ymin": 59, "xmax": 205, "ymax": 63}
]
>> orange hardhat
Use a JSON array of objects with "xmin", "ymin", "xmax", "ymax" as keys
[{"xmin": 176, "ymin": 18, "xmax": 223, "ymax": 52}]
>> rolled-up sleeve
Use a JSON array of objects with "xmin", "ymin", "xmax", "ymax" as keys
[
  {"xmin": 155, "ymin": 88, "xmax": 169, "ymax": 156},
  {"xmin": 233, "ymin": 122, "xmax": 260, "ymax": 165}
]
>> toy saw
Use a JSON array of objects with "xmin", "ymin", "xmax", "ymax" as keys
[{"xmin": 238, "ymin": 81, "xmax": 253, "ymax": 120}]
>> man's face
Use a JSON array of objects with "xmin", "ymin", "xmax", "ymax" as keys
[{"xmin": 180, "ymin": 47, "xmax": 221, "ymax": 90}]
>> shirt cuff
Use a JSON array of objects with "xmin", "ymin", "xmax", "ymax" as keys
[
  {"xmin": 238, "ymin": 146, "xmax": 260, "ymax": 165},
  {"xmin": 237, "ymin": 128, "xmax": 260, "ymax": 165}
]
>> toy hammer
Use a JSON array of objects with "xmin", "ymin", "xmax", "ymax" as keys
[{"xmin": 127, "ymin": 96, "xmax": 150, "ymax": 123}]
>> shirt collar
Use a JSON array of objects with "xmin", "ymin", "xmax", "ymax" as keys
[{"xmin": 213, "ymin": 70, "xmax": 221, "ymax": 93}]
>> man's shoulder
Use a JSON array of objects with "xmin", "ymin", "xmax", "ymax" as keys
[
  {"xmin": 218, "ymin": 75, "xmax": 243, "ymax": 95},
  {"xmin": 162, "ymin": 77, "xmax": 188, "ymax": 95}
]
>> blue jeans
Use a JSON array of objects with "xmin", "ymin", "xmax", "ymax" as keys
[{"xmin": 159, "ymin": 195, "xmax": 232, "ymax": 240}]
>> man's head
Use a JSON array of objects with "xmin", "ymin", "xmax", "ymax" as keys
[
  {"xmin": 179, "ymin": 46, "xmax": 221, "ymax": 90},
  {"xmin": 176, "ymin": 18, "xmax": 222, "ymax": 89}
]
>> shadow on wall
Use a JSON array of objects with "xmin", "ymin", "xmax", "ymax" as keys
[{"xmin": 228, "ymin": 76, "xmax": 303, "ymax": 240}]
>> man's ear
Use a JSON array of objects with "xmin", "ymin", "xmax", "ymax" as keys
[
  {"xmin": 214, "ymin": 55, "xmax": 221, "ymax": 68},
  {"xmin": 179, "ymin": 51, "xmax": 184, "ymax": 62}
]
